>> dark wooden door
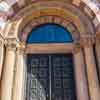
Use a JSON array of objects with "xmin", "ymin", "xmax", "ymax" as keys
[{"xmin": 26, "ymin": 54, "xmax": 76, "ymax": 100}]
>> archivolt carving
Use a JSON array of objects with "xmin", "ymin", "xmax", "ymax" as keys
[
  {"xmin": 3, "ymin": 0, "xmax": 96, "ymax": 52},
  {"xmin": 8, "ymin": 1, "xmax": 95, "ymax": 41},
  {"xmin": 20, "ymin": 16, "xmax": 80, "ymax": 43}
]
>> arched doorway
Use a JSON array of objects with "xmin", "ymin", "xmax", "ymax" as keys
[
  {"xmin": 1, "ymin": 1, "xmax": 100, "ymax": 100},
  {"xmin": 26, "ymin": 24, "xmax": 76, "ymax": 100}
]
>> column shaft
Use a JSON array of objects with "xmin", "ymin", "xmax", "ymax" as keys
[
  {"xmin": 0, "ymin": 45, "xmax": 4, "ymax": 79},
  {"xmin": 95, "ymin": 44, "xmax": 100, "ymax": 79},
  {"xmin": 1, "ymin": 47, "xmax": 16, "ymax": 100},
  {"xmin": 0, "ymin": 37, "xmax": 4, "ymax": 79},
  {"xmin": 13, "ymin": 49, "xmax": 26, "ymax": 100},
  {"xmin": 74, "ymin": 49, "xmax": 89, "ymax": 100},
  {"xmin": 84, "ymin": 46, "xmax": 100, "ymax": 100}
]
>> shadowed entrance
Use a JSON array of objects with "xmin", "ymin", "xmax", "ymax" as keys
[
  {"xmin": 26, "ymin": 24, "xmax": 76, "ymax": 100},
  {"xmin": 26, "ymin": 54, "xmax": 76, "ymax": 100}
]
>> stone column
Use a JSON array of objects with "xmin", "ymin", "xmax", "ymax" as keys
[
  {"xmin": 0, "ymin": 36, "xmax": 4, "ymax": 79},
  {"xmin": 96, "ymin": 34, "xmax": 100, "ymax": 80},
  {"xmin": 73, "ymin": 46, "xmax": 89, "ymax": 100},
  {"xmin": 82, "ymin": 36, "xmax": 100, "ymax": 100},
  {"xmin": 1, "ymin": 39, "xmax": 17, "ymax": 100},
  {"xmin": 95, "ymin": 44, "xmax": 100, "ymax": 80},
  {"xmin": 13, "ymin": 43, "xmax": 26, "ymax": 100}
]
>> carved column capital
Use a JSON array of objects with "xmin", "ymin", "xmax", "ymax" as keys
[
  {"xmin": 16, "ymin": 42, "xmax": 26, "ymax": 55},
  {"xmin": 80, "ymin": 35, "xmax": 95, "ymax": 47},
  {"xmin": 5, "ymin": 38, "xmax": 18, "ymax": 51},
  {"xmin": 96, "ymin": 32, "xmax": 100, "ymax": 45},
  {"xmin": 73, "ymin": 42, "xmax": 82, "ymax": 54}
]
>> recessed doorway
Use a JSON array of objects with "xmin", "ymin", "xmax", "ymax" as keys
[{"xmin": 26, "ymin": 54, "xmax": 76, "ymax": 100}]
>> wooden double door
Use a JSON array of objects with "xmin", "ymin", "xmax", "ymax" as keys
[{"xmin": 26, "ymin": 54, "xmax": 76, "ymax": 100}]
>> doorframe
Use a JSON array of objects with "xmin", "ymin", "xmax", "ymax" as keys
[
  {"xmin": 24, "ymin": 43, "xmax": 76, "ymax": 99},
  {"xmin": 26, "ymin": 53, "xmax": 76, "ymax": 100}
]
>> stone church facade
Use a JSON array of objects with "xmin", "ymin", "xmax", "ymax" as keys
[{"xmin": 0, "ymin": 0, "xmax": 100, "ymax": 100}]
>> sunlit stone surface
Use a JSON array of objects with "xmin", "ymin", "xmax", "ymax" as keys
[{"xmin": 0, "ymin": 0, "xmax": 100, "ymax": 100}]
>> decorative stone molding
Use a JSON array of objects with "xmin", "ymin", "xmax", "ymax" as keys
[
  {"xmin": 0, "ymin": 0, "xmax": 98, "ymax": 38},
  {"xmin": 1, "ymin": 0, "xmax": 97, "ymax": 22},
  {"xmin": 4, "ymin": 38, "xmax": 19, "ymax": 51},
  {"xmin": 4, "ymin": 38, "xmax": 26, "ymax": 54},
  {"xmin": 20, "ymin": 16, "xmax": 80, "ymax": 43},
  {"xmin": 25, "ymin": 43, "xmax": 74, "ymax": 54},
  {"xmin": 80, "ymin": 35, "xmax": 96, "ymax": 47},
  {"xmin": 8, "ymin": 21, "xmax": 18, "ymax": 37},
  {"xmin": 16, "ymin": 42, "xmax": 26, "ymax": 55},
  {"xmin": 0, "ymin": 34, "xmax": 4, "ymax": 46},
  {"xmin": 8, "ymin": 1, "xmax": 94, "ymax": 41},
  {"xmin": 73, "ymin": 42, "xmax": 82, "ymax": 54}
]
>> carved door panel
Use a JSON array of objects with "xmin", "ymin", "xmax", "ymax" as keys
[{"xmin": 26, "ymin": 54, "xmax": 76, "ymax": 100}]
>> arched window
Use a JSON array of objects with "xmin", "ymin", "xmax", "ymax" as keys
[{"xmin": 26, "ymin": 24, "xmax": 73, "ymax": 43}]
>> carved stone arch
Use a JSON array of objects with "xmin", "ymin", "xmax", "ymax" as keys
[
  {"xmin": 8, "ymin": 1, "xmax": 95, "ymax": 43},
  {"xmin": 20, "ymin": 16, "xmax": 80, "ymax": 43}
]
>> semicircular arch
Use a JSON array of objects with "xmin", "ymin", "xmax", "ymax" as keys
[{"xmin": 8, "ymin": 1, "xmax": 95, "ymax": 43}]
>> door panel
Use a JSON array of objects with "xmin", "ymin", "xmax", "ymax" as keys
[
  {"xmin": 26, "ymin": 55, "xmax": 49, "ymax": 100},
  {"xmin": 26, "ymin": 54, "xmax": 76, "ymax": 100},
  {"xmin": 52, "ymin": 55, "xmax": 76, "ymax": 100}
]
